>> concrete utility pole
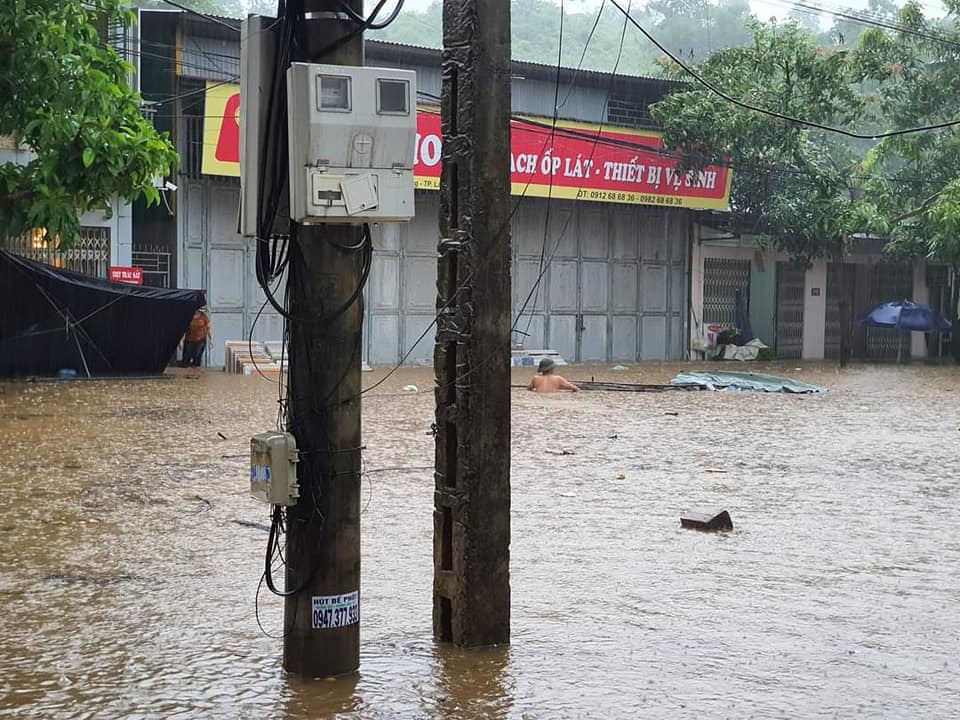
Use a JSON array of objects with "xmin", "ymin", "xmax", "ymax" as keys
[
  {"xmin": 433, "ymin": 0, "xmax": 512, "ymax": 646},
  {"xmin": 283, "ymin": 0, "xmax": 364, "ymax": 677}
]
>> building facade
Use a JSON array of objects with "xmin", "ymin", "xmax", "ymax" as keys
[
  {"xmin": 135, "ymin": 9, "xmax": 724, "ymax": 368},
  {"xmin": 132, "ymin": 9, "xmax": 951, "ymax": 367},
  {"xmin": 691, "ymin": 232, "xmax": 952, "ymax": 362}
]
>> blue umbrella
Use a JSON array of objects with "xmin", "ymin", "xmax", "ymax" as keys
[
  {"xmin": 859, "ymin": 300, "xmax": 951, "ymax": 332},
  {"xmin": 858, "ymin": 300, "xmax": 951, "ymax": 363}
]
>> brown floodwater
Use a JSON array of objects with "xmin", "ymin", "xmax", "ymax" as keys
[{"xmin": 0, "ymin": 361, "xmax": 958, "ymax": 718}]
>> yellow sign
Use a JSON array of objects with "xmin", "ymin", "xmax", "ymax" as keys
[{"xmin": 202, "ymin": 81, "xmax": 241, "ymax": 177}]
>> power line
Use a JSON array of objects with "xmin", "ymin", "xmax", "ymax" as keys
[
  {"xmin": 609, "ymin": 0, "xmax": 960, "ymax": 140},
  {"xmin": 146, "ymin": 77, "xmax": 239, "ymax": 106},
  {"xmin": 558, "ymin": 0, "xmax": 606, "ymax": 110},
  {"xmin": 525, "ymin": 0, "xmax": 568, "ymax": 341},
  {"xmin": 358, "ymin": 1, "xmax": 637, "ymax": 397},
  {"xmin": 513, "ymin": 0, "xmax": 634, "ymax": 337},
  {"xmin": 773, "ymin": 0, "xmax": 960, "ymax": 52},
  {"xmin": 157, "ymin": 0, "xmax": 240, "ymax": 30}
]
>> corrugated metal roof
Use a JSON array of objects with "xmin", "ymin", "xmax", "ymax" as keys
[
  {"xmin": 141, "ymin": 9, "xmax": 680, "ymax": 88},
  {"xmin": 367, "ymin": 39, "xmax": 680, "ymax": 87}
]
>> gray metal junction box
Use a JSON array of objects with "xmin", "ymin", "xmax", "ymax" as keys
[
  {"xmin": 250, "ymin": 432, "xmax": 300, "ymax": 506},
  {"xmin": 286, "ymin": 62, "xmax": 417, "ymax": 224}
]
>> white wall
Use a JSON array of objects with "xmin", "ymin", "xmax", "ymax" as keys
[
  {"xmin": 80, "ymin": 196, "xmax": 133, "ymax": 266},
  {"xmin": 801, "ymin": 260, "xmax": 827, "ymax": 360}
]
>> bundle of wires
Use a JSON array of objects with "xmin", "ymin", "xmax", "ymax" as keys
[{"xmin": 256, "ymin": 1, "xmax": 399, "ymax": 609}]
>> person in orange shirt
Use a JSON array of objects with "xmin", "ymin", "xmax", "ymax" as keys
[
  {"xmin": 181, "ymin": 308, "xmax": 212, "ymax": 367},
  {"xmin": 527, "ymin": 358, "xmax": 578, "ymax": 393}
]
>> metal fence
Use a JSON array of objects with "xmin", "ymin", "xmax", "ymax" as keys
[
  {"xmin": 132, "ymin": 248, "xmax": 173, "ymax": 288},
  {"xmin": 825, "ymin": 261, "xmax": 912, "ymax": 361},
  {"xmin": 703, "ymin": 258, "xmax": 751, "ymax": 326},
  {"xmin": 2, "ymin": 227, "xmax": 111, "ymax": 278}
]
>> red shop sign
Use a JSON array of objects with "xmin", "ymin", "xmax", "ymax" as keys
[
  {"xmin": 109, "ymin": 266, "xmax": 144, "ymax": 285},
  {"xmin": 412, "ymin": 109, "xmax": 731, "ymax": 210}
]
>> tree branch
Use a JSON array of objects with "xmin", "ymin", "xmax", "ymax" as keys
[{"xmin": 891, "ymin": 191, "xmax": 942, "ymax": 223}]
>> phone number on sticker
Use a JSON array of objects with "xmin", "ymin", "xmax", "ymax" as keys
[
  {"xmin": 311, "ymin": 591, "xmax": 359, "ymax": 630},
  {"xmin": 313, "ymin": 605, "xmax": 359, "ymax": 629}
]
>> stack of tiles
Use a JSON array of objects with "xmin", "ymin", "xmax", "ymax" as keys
[{"xmin": 224, "ymin": 341, "xmax": 283, "ymax": 377}]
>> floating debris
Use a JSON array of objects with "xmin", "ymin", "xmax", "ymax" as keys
[{"xmin": 680, "ymin": 509, "xmax": 733, "ymax": 532}]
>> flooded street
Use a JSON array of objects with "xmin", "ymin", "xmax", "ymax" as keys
[{"xmin": 1, "ymin": 362, "xmax": 958, "ymax": 718}]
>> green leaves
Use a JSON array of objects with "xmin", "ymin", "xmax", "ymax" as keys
[
  {"xmin": 0, "ymin": 0, "xmax": 177, "ymax": 246},
  {"xmin": 652, "ymin": 6, "xmax": 960, "ymax": 280},
  {"xmin": 651, "ymin": 19, "xmax": 872, "ymax": 264}
]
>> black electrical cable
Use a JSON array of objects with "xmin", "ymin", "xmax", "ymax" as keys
[
  {"xmin": 313, "ymin": 224, "xmax": 373, "ymax": 325},
  {"xmin": 608, "ymin": 0, "xmax": 960, "ymax": 140},
  {"xmin": 265, "ymin": 506, "xmax": 308, "ymax": 596},
  {"xmin": 558, "ymin": 0, "xmax": 606, "ymax": 110},
  {"xmin": 308, "ymin": 0, "xmax": 396, "ymax": 60},
  {"xmin": 336, "ymin": 0, "xmax": 406, "ymax": 31},
  {"xmin": 150, "ymin": 78, "xmax": 240, "ymax": 107},
  {"xmin": 264, "ymin": 501, "xmax": 329, "ymax": 598},
  {"xmin": 514, "ymin": 0, "xmax": 633, "ymax": 337}
]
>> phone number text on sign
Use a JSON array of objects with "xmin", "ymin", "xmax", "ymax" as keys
[{"xmin": 312, "ymin": 591, "xmax": 359, "ymax": 630}]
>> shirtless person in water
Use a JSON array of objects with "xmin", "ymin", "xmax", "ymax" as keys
[{"xmin": 527, "ymin": 358, "xmax": 578, "ymax": 393}]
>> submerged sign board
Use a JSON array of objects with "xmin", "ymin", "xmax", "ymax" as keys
[{"xmin": 203, "ymin": 82, "xmax": 732, "ymax": 211}]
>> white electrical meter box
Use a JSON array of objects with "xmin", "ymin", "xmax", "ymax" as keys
[
  {"xmin": 286, "ymin": 62, "xmax": 417, "ymax": 224},
  {"xmin": 250, "ymin": 432, "xmax": 300, "ymax": 506}
]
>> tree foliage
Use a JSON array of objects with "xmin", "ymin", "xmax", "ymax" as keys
[
  {"xmin": 651, "ymin": 19, "xmax": 884, "ymax": 264},
  {"xmin": 0, "ymin": 0, "xmax": 178, "ymax": 244},
  {"xmin": 650, "ymin": 2, "xmax": 960, "ymax": 336},
  {"xmin": 857, "ymin": 1, "xmax": 960, "ymax": 273}
]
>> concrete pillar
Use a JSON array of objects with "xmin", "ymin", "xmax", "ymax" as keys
[
  {"xmin": 689, "ymin": 237, "xmax": 704, "ymax": 344},
  {"xmin": 116, "ymin": 197, "xmax": 134, "ymax": 266},
  {"xmin": 802, "ymin": 259, "xmax": 827, "ymax": 360},
  {"xmin": 912, "ymin": 258, "xmax": 928, "ymax": 359},
  {"xmin": 433, "ymin": 0, "xmax": 512, "ymax": 648}
]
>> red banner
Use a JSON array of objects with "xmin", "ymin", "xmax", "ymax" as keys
[
  {"xmin": 109, "ymin": 266, "xmax": 143, "ymax": 285},
  {"xmin": 202, "ymin": 83, "xmax": 730, "ymax": 210},
  {"xmin": 412, "ymin": 109, "xmax": 731, "ymax": 210}
]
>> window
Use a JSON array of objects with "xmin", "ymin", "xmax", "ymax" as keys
[
  {"xmin": 317, "ymin": 75, "xmax": 351, "ymax": 111},
  {"xmin": 377, "ymin": 78, "xmax": 409, "ymax": 115}
]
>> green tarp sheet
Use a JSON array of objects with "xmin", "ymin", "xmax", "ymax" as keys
[{"xmin": 670, "ymin": 370, "xmax": 825, "ymax": 394}]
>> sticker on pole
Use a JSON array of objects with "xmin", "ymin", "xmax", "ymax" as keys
[{"xmin": 312, "ymin": 591, "xmax": 359, "ymax": 630}]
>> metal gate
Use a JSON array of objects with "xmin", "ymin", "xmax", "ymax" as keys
[
  {"xmin": 826, "ymin": 261, "xmax": 912, "ymax": 361},
  {"xmin": 825, "ymin": 263, "xmax": 856, "ymax": 360},
  {"xmin": 703, "ymin": 258, "xmax": 750, "ymax": 326},
  {"xmin": 865, "ymin": 262, "xmax": 912, "ymax": 360},
  {"xmin": 775, "ymin": 262, "xmax": 805, "ymax": 359},
  {"xmin": 2, "ymin": 227, "xmax": 111, "ymax": 278},
  {"xmin": 927, "ymin": 264, "xmax": 953, "ymax": 358},
  {"xmin": 132, "ymin": 249, "xmax": 172, "ymax": 288}
]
